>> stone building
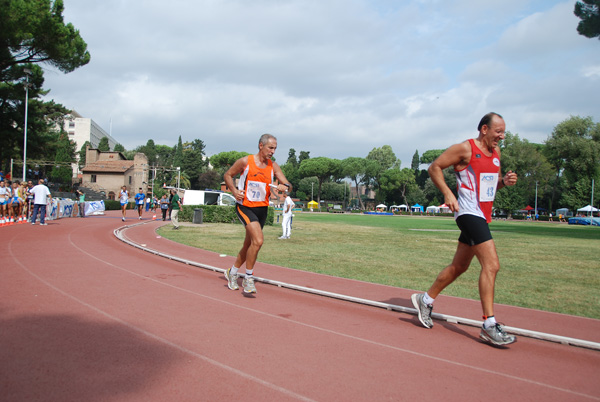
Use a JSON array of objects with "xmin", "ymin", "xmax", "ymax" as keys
[{"xmin": 80, "ymin": 147, "xmax": 148, "ymax": 200}]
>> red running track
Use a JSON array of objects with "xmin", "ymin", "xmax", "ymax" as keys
[{"xmin": 1, "ymin": 211, "xmax": 599, "ymax": 401}]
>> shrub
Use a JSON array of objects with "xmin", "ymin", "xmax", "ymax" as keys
[{"xmin": 177, "ymin": 205, "xmax": 275, "ymax": 225}]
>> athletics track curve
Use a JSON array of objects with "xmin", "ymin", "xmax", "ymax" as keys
[{"xmin": 1, "ymin": 211, "xmax": 599, "ymax": 401}]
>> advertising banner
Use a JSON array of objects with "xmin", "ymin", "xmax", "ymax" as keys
[
  {"xmin": 85, "ymin": 200, "xmax": 105, "ymax": 216},
  {"xmin": 58, "ymin": 199, "xmax": 75, "ymax": 218}
]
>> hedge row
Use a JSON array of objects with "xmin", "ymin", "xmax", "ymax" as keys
[{"xmin": 104, "ymin": 200, "xmax": 274, "ymax": 226}]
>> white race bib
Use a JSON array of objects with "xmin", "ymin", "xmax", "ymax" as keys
[
  {"xmin": 479, "ymin": 173, "xmax": 498, "ymax": 202},
  {"xmin": 246, "ymin": 181, "xmax": 267, "ymax": 202}
]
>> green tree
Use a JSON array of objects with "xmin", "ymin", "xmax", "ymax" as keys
[
  {"xmin": 0, "ymin": 0, "xmax": 89, "ymax": 173},
  {"xmin": 113, "ymin": 143, "xmax": 125, "ymax": 152},
  {"xmin": 49, "ymin": 131, "xmax": 75, "ymax": 187},
  {"xmin": 499, "ymin": 132, "xmax": 554, "ymax": 211},
  {"xmin": 420, "ymin": 149, "xmax": 445, "ymax": 165},
  {"xmin": 365, "ymin": 145, "xmax": 399, "ymax": 194},
  {"xmin": 296, "ymin": 176, "xmax": 318, "ymax": 201},
  {"xmin": 286, "ymin": 148, "xmax": 298, "ymax": 167},
  {"xmin": 0, "ymin": 0, "xmax": 90, "ymax": 76},
  {"xmin": 411, "ymin": 150, "xmax": 420, "ymax": 171},
  {"xmin": 179, "ymin": 139, "xmax": 207, "ymax": 189},
  {"xmin": 545, "ymin": 116, "xmax": 600, "ymax": 210},
  {"xmin": 366, "ymin": 145, "xmax": 399, "ymax": 170},
  {"xmin": 97, "ymin": 136, "xmax": 110, "ymax": 151},
  {"xmin": 78, "ymin": 140, "xmax": 90, "ymax": 168},
  {"xmin": 574, "ymin": 0, "xmax": 600, "ymax": 40},
  {"xmin": 173, "ymin": 135, "xmax": 184, "ymax": 168},
  {"xmin": 137, "ymin": 139, "xmax": 156, "ymax": 162},
  {"xmin": 196, "ymin": 170, "xmax": 221, "ymax": 190},
  {"xmin": 210, "ymin": 151, "xmax": 250, "ymax": 175},
  {"xmin": 341, "ymin": 157, "xmax": 367, "ymax": 209},
  {"xmin": 379, "ymin": 168, "xmax": 418, "ymax": 209},
  {"xmin": 298, "ymin": 157, "xmax": 340, "ymax": 203},
  {"xmin": 298, "ymin": 150, "xmax": 310, "ymax": 164}
]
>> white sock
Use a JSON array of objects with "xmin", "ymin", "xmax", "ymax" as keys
[
  {"xmin": 423, "ymin": 292, "xmax": 435, "ymax": 305},
  {"xmin": 484, "ymin": 316, "xmax": 497, "ymax": 329},
  {"xmin": 230, "ymin": 266, "xmax": 239, "ymax": 276},
  {"xmin": 245, "ymin": 269, "xmax": 253, "ymax": 277}
]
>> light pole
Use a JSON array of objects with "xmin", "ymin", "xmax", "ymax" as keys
[
  {"xmin": 534, "ymin": 181, "xmax": 538, "ymax": 219},
  {"xmin": 176, "ymin": 166, "xmax": 181, "ymax": 190},
  {"xmin": 22, "ymin": 68, "xmax": 32, "ymax": 182}
]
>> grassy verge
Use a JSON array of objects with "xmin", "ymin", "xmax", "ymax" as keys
[{"xmin": 157, "ymin": 213, "xmax": 600, "ymax": 319}]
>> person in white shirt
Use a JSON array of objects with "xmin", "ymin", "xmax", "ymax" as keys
[
  {"xmin": 29, "ymin": 179, "xmax": 51, "ymax": 225},
  {"xmin": 279, "ymin": 194, "xmax": 294, "ymax": 239}
]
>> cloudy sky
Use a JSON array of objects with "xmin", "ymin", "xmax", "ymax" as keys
[{"xmin": 42, "ymin": 0, "xmax": 600, "ymax": 168}]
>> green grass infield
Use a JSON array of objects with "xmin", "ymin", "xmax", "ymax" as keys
[{"xmin": 158, "ymin": 213, "xmax": 600, "ymax": 319}]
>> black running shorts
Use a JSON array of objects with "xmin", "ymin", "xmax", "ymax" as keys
[
  {"xmin": 456, "ymin": 214, "xmax": 493, "ymax": 246},
  {"xmin": 236, "ymin": 204, "xmax": 268, "ymax": 229}
]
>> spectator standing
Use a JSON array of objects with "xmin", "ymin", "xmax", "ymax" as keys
[
  {"xmin": 279, "ymin": 194, "xmax": 294, "ymax": 239},
  {"xmin": 77, "ymin": 189, "xmax": 86, "ymax": 217},
  {"xmin": 26, "ymin": 181, "xmax": 34, "ymax": 219},
  {"xmin": 30, "ymin": 179, "xmax": 51, "ymax": 225},
  {"xmin": 170, "ymin": 189, "xmax": 182, "ymax": 229},
  {"xmin": 160, "ymin": 194, "xmax": 169, "ymax": 221}
]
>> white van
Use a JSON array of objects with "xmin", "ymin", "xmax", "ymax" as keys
[{"xmin": 182, "ymin": 190, "xmax": 236, "ymax": 206}]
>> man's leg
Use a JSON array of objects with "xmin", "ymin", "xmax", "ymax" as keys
[
  {"xmin": 471, "ymin": 239, "xmax": 516, "ymax": 345},
  {"xmin": 471, "ymin": 239, "xmax": 500, "ymax": 318},
  {"xmin": 31, "ymin": 204, "xmax": 38, "ymax": 224},
  {"xmin": 427, "ymin": 242, "xmax": 475, "ymax": 298},
  {"xmin": 236, "ymin": 222, "xmax": 263, "ymax": 293},
  {"xmin": 234, "ymin": 222, "xmax": 263, "ymax": 271},
  {"xmin": 39, "ymin": 204, "xmax": 46, "ymax": 224},
  {"xmin": 412, "ymin": 242, "xmax": 474, "ymax": 328},
  {"xmin": 171, "ymin": 209, "xmax": 179, "ymax": 228}
]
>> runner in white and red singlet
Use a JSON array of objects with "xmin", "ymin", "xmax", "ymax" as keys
[{"xmin": 411, "ymin": 112, "xmax": 519, "ymax": 346}]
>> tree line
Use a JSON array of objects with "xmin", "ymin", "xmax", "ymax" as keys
[
  {"xmin": 1, "ymin": 0, "xmax": 598, "ymax": 213},
  {"xmin": 100, "ymin": 114, "xmax": 599, "ymax": 215}
]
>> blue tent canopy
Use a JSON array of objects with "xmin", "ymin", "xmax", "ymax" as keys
[{"xmin": 411, "ymin": 203, "xmax": 423, "ymax": 212}]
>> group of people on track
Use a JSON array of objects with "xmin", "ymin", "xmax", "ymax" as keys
[
  {"xmin": 0, "ymin": 178, "xmax": 52, "ymax": 225},
  {"xmin": 118, "ymin": 186, "xmax": 181, "ymax": 227},
  {"xmin": 0, "ymin": 178, "xmax": 41, "ymax": 223},
  {"xmin": 222, "ymin": 113, "xmax": 518, "ymax": 347}
]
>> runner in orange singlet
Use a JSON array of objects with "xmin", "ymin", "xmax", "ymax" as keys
[{"xmin": 223, "ymin": 134, "xmax": 292, "ymax": 294}]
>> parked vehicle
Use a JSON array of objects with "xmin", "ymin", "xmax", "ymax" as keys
[{"xmin": 182, "ymin": 189, "xmax": 236, "ymax": 206}]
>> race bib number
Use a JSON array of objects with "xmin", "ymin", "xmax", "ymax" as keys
[
  {"xmin": 246, "ymin": 181, "xmax": 267, "ymax": 202},
  {"xmin": 479, "ymin": 173, "xmax": 499, "ymax": 202}
]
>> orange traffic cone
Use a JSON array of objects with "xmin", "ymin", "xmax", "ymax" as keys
[
  {"xmin": 0, "ymin": 218, "xmax": 5, "ymax": 227},
  {"xmin": 152, "ymin": 214, "xmax": 157, "ymax": 220},
  {"xmin": 8, "ymin": 217, "xmax": 14, "ymax": 225}
]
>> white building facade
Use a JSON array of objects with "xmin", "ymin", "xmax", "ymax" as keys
[{"xmin": 64, "ymin": 110, "xmax": 119, "ymax": 178}]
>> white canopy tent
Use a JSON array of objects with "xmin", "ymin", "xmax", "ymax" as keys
[
  {"xmin": 390, "ymin": 204, "xmax": 408, "ymax": 211},
  {"xmin": 426, "ymin": 205, "xmax": 440, "ymax": 213},
  {"xmin": 376, "ymin": 204, "xmax": 387, "ymax": 210},
  {"xmin": 577, "ymin": 205, "xmax": 599, "ymax": 215}
]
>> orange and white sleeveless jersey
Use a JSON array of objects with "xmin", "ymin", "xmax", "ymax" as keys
[{"xmin": 237, "ymin": 155, "xmax": 274, "ymax": 208}]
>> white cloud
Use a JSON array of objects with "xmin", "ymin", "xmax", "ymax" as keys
[{"xmin": 41, "ymin": 0, "xmax": 600, "ymax": 167}]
